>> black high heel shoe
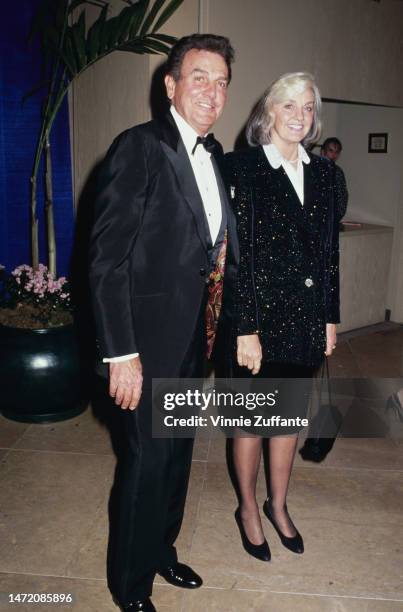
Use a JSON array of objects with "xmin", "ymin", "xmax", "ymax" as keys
[
  {"xmin": 234, "ymin": 508, "xmax": 271, "ymax": 562},
  {"xmin": 263, "ymin": 499, "xmax": 304, "ymax": 554}
]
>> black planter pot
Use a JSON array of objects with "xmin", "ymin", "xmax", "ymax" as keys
[{"xmin": 0, "ymin": 323, "xmax": 87, "ymax": 423}]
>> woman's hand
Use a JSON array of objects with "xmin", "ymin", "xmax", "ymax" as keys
[
  {"xmin": 325, "ymin": 323, "xmax": 337, "ymax": 357},
  {"xmin": 237, "ymin": 334, "xmax": 262, "ymax": 375}
]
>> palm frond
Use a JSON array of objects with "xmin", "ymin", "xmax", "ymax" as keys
[
  {"xmin": 22, "ymin": 80, "xmax": 51, "ymax": 103},
  {"xmin": 63, "ymin": 34, "xmax": 79, "ymax": 75},
  {"xmin": 70, "ymin": 11, "xmax": 87, "ymax": 71},
  {"xmin": 140, "ymin": 0, "xmax": 165, "ymax": 36},
  {"xmin": 147, "ymin": 32, "xmax": 177, "ymax": 45},
  {"xmin": 129, "ymin": 0, "xmax": 150, "ymax": 38},
  {"xmin": 142, "ymin": 35, "xmax": 171, "ymax": 54},
  {"xmin": 152, "ymin": 0, "xmax": 184, "ymax": 33},
  {"xmin": 86, "ymin": 3, "xmax": 108, "ymax": 61},
  {"xmin": 112, "ymin": 6, "xmax": 135, "ymax": 45},
  {"xmin": 28, "ymin": 0, "xmax": 183, "ymax": 272},
  {"xmin": 68, "ymin": 0, "xmax": 109, "ymax": 14}
]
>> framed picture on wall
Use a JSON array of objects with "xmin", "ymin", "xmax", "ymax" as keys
[{"xmin": 368, "ymin": 133, "xmax": 388, "ymax": 153}]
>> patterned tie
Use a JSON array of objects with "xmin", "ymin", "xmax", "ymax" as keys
[
  {"xmin": 206, "ymin": 230, "xmax": 227, "ymax": 359},
  {"xmin": 192, "ymin": 133, "xmax": 217, "ymax": 155}
]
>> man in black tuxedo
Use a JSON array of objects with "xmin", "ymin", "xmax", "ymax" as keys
[{"xmin": 89, "ymin": 34, "xmax": 238, "ymax": 612}]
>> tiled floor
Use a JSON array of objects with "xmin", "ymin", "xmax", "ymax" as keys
[{"xmin": 1, "ymin": 323, "xmax": 403, "ymax": 611}]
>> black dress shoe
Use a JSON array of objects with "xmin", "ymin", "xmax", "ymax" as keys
[
  {"xmin": 158, "ymin": 562, "xmax": 202, "ymax": 589},
  {"xmin": 234, "ymin": 508, "xmax": 271, "ymax": 562},
  {"xmin": 116, "ymin": 597, "xmax": 156, "ymax": 611},
  {"xmin": 263, "ymin": 499, "xmax": 304, "ymax": 554}
]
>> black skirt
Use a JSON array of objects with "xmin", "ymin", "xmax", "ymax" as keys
[{"xmin": 228, "ymin": 360, "xmax": 318, "ymax": 437}]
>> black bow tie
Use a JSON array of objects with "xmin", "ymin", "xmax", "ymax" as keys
[{"xmin": 192, "ymin": 133, "xmax": 217, "ymax": 155}]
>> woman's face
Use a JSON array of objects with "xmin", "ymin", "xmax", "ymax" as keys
[{"xmin": 270, "ymin": 87, "xmax": 315, "ymax": 146}]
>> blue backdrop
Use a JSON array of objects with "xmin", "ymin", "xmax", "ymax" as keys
[{"xmin": 0, "ymin": 1, "xmax": 74, "ymax": 277}]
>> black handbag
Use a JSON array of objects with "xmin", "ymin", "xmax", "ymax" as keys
[{"xmin": 299, "ymin": 358, "xmax": 343, "ymax": 462}]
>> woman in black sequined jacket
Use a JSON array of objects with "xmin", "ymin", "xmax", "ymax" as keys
[{"xmin": 224, "ymin": 72, "xmax": 341, "ymax": 561}]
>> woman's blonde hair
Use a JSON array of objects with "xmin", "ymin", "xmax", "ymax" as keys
[{"xmin": 246, "ymin": 72, "xmax": 322, "ymax": 148}]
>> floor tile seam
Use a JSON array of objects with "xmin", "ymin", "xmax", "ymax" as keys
[
  {"xmin": 339, "ymin": 323, "xmax": 403, "ymax": 341},
  {"xmin": 180, "ymin": 441, "xmax": 211, "ymax": 612},
  {"xmin": 189, "ymin": 458, "xmax": 208, "ymax": 533},
  {"xmin": 63, "ymin": 500, "xmax": 108, "ymax": 578},
  {"xmin": 1, "ymin": 573, "xmax": 402, "ymax": 603},
  {"xmin": 233, "ymin": 461, "xmax": 403, "ymax": 474},
  {"xmin": 1, "ymin": 447, "xmax": 114, "ymax": 458},
  {"xmin": 15, "ymin": 423, "xmax": 35, "ymax": 444},
  {"xmin": 195, "ymin": 509, "xmax": 403, "ymax": 528},
  {"xmin": 346, "ymin": 339, "xmax": 394, "ymax": 365},
  {"xmin": 12, "ymin": 423, "xmax": 35, "ymax": 447},
  {"xmin": 267, "ymin": 589, "xmax": 403, "ymax": 602},
  {"xmin": 293, "ymin": 464, "xmax": 403, "ymax": 474},
  {"xmin": 0, "ymin": 570, "xmax": 106, "ymax": 582},
  {"xmin": 334, "ymin": 340, "xmax": 356, "ymax": 357},
  {"xmin": 174, "ymin": 583, "xmax": 403, "ymax": 602},
  {"xmin": 345, "ymin": 339, "xmax": 365, "ymax": 376},
  {"xmin": 264, "ymin": 460, "xmax": 403, "ymax": 474},
  {"xmin": 204, "ymin": 434, "xmax": 213, "ymax": 463},
  {"xmin": 0, "ymin": 448, "xmax": 13, "ymax": 485},
  {"xmin": 0, "ymin": 570, "xmax": 403, "ymax": 603},
  {"xmin": 184, "ymin": 459, "xmax": 209, "ymax": 593},
  {"xmin": 0, "ymin": 425, "xmax": 34, "ymax": 455}
]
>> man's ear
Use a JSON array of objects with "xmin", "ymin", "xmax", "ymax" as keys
[{"xmin": 165, "ymin": 74, "xmax": 175, "ymax": 100}]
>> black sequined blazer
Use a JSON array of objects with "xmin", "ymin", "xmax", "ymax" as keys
[{"xmin": 224, "ymin": 146, "xmax": 340, "ymax": 368}]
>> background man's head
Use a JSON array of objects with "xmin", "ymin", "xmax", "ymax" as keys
[
  {"xmin": 165, "ymin": 34, "xmax": 234, "ymax": 135},
  {"xmin": 321, "ymin": 137, "xmax": 342, "ymax": 162}
]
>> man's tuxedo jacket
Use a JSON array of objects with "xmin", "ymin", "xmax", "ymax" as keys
[{"xmin": 89, "ymin": 112, "xmax": 239, "ymax": 379}]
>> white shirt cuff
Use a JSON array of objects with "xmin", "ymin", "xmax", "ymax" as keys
[{"xmin": 103, "ymin": 353, "xmax": 139, "ymax": 363}]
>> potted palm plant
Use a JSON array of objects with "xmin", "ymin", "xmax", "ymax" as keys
[{"xmin": 0, "ymin": 0, "xmax": 183, "ymax": 423}]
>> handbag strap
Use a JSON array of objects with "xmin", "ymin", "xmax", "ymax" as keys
[
  {"xmin": 325, "ymin": 356, "xmax": 333, "ymax": 406},
  {"xmin": 318, "ymin": 356, "xmax": 332, "ymax": 406}
]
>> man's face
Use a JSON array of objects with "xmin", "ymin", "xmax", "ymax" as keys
[
  {"xmin": 165, "ymin": 49, "xmax": 229, "ymax": 135},
  {"xmin": 323, "ymin": 143, "xmax": 341, "ymax": 161}
]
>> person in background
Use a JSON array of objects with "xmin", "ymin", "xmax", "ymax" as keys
[
  {"xmin": 224, "ymin": 72, "xmax": 340, "ymax": 563},
  {"xmin": 321, "ymin": 136, "xmax": 342, "ymax": 162},
  {"xmin": 321, "ymin": 137, "xmax": 348, "ymax": 219},
  {"xmin": 89, "ymin": 34, "xmax": 238, "ymax": 612}
]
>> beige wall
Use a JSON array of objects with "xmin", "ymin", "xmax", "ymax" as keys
[
  {"xmin": 318, "ymin": 102, "xmax": 403, "ymax": 228},
  {"xmin": 337, "ymin": 104, "xmax": 403, "ymax": 227},
  {"xmin": 389, "ymin": 184, "xmax": 403, "ymax": 322},
  {"xmin": 71, "ymin": 52, "xmax": 150, "ymax": 198},
  {"xmin": 149, "ymin": 0, "xmax": 199, "ymax": 79},
  {"xmin": 71, "ymin": 0, "xmax": 198, "ymax": 199},
  {"xmin": 204, "ymin": 0, "xmax": 403, "ymax": 151},
  {"xmin": 319, "ymin": 102, "xmax": 340, "ymax": 147},
  {"xmin": 71, "ymin": 0, "xmax": 403, "ymax": 322},
  {"xmin": 339, "ymin": 228, "xmax": 394, "ymax": 332},
  {"xmin": 72, "ymin": 0, "xmax": 403, "ymax": 193},
  {"xmin": 315, "ymin": 102, "xmax": 403, "ymax": 318}
]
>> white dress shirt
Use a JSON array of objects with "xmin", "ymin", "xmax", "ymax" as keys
[
  {"xmin": 170, "ymin": 106, "xmax": 222, "ymax": 243},
  {"xmin": 263, "ymin": 143, "xmax": 310, "ymax": 205},
  {"xmin": 104, "ymin": 106, "xmax": 222, "ymax": 363}
]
